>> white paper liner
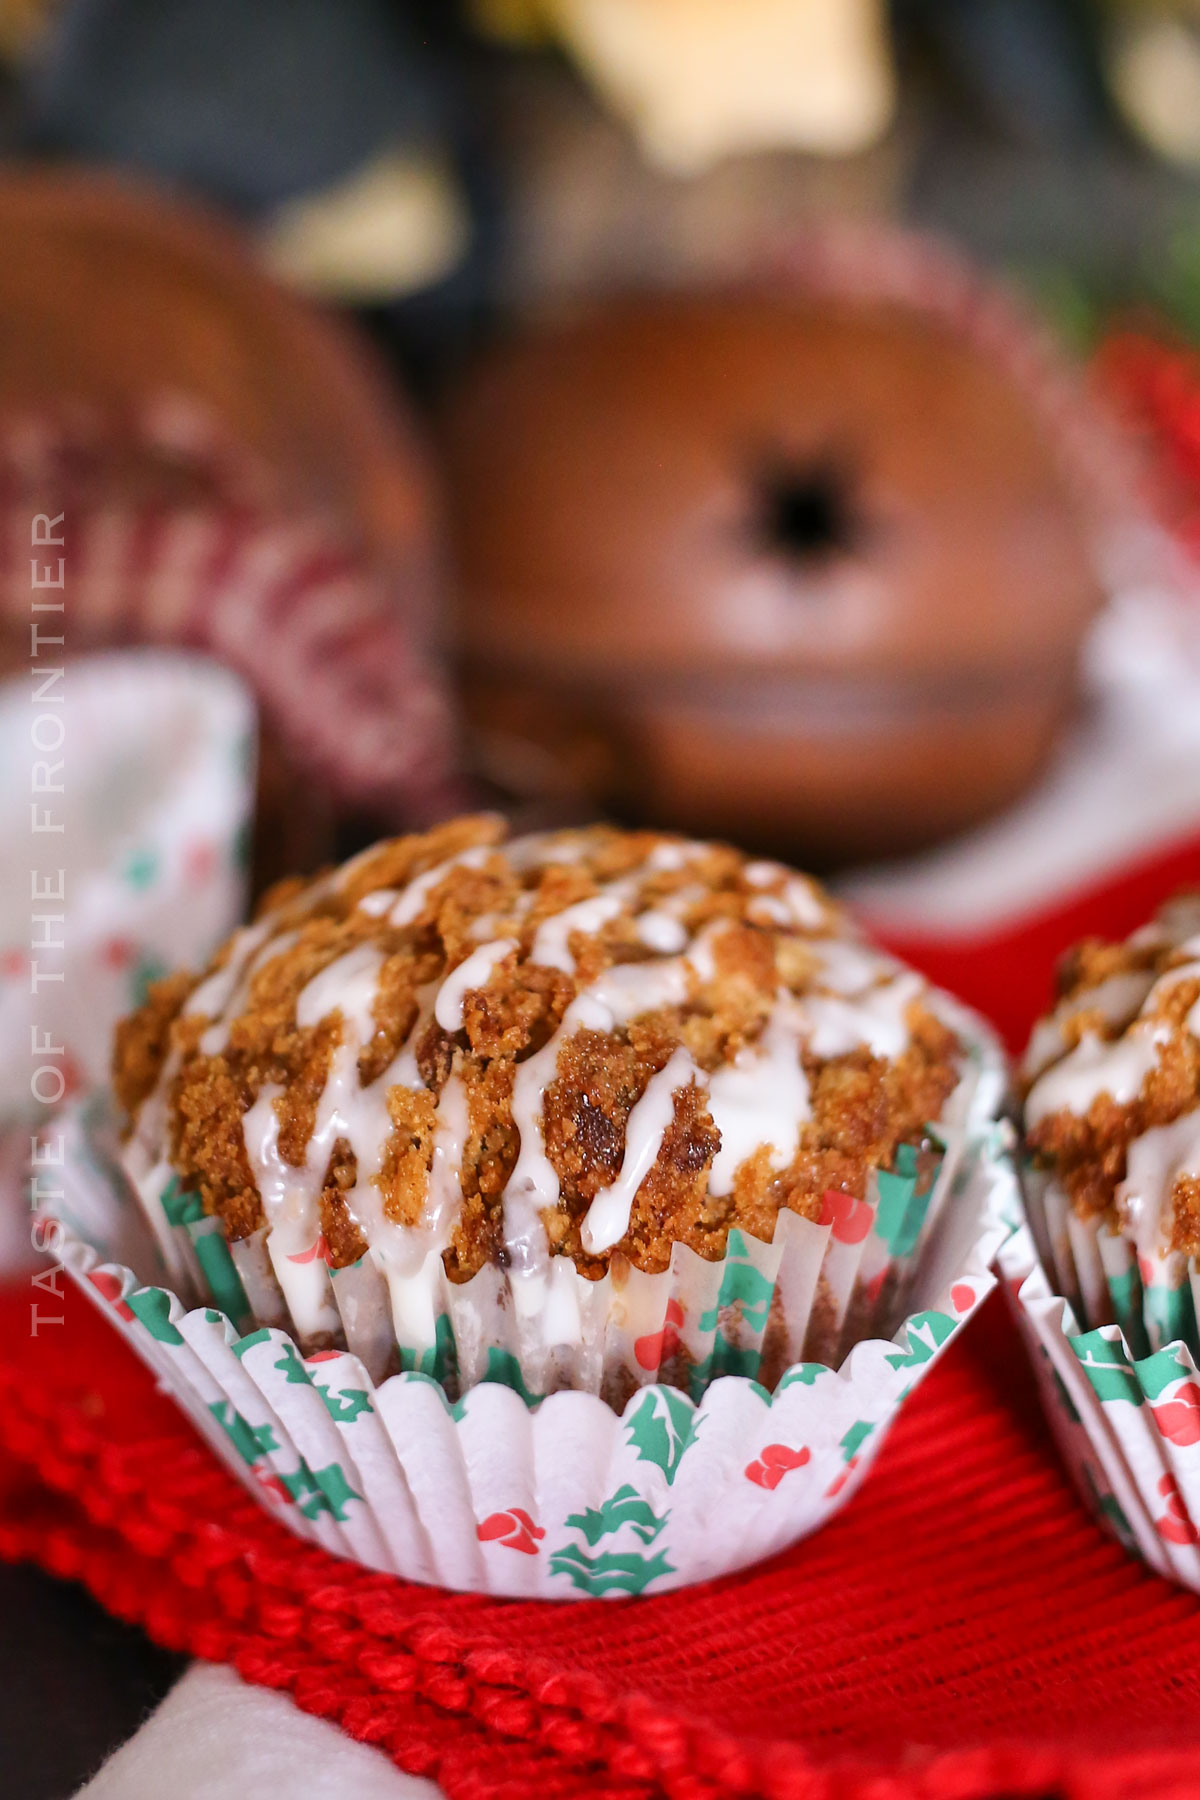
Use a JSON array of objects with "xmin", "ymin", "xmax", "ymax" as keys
[
  {"xmin": 46, "ymin": 1014, "xmax": 1014, "ymax": 1599},
  {"xmin": 1001, "ymin": 1184, "xmax": 1200, "ymax": 1592}
]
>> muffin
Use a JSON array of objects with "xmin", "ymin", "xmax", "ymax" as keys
[
  {"xmin": 114, "ymin": 813, "xmax": 986, "ymax": 1404},
  {"xmin": 442, "ymin": 285, "xmax": 1107, "ymax": 863},
  {"xmin": 1021, "ymin": 893, "xmax": 1200, "ymax": 1354}
]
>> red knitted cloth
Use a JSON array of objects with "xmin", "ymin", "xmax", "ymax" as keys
[{"xmin": 5, "ymin": 828, "xmax": 1200, "ymax": 1800}]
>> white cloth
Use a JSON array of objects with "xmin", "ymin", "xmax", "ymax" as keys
[{"xmin": 76, "ymin": 1663, "xmax": 440, "ymax": 1800}]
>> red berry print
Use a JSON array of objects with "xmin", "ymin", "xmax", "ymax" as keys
[
  {"xmin": 88, "ymin": 1269, "xmax": 134, "ymax": 1321},
  {"xmin": 863, "ymin": 1269, "xmax": 887, "ymax": 1308},
  {"xmin": 819, "ymin": 1189, "xmax": 873, "ymax": 1246},
  {"xmin": 252, "ymin": 1465, "xmax": 292, "ymax": 1506},
  {"xmin": 745, "ymin": 1443, "xmax": 810, "ymax": 1490},
  {"xmin": 826, "ymin": 1457, "xmax": 858, "ymax": 1500},
  {"xmin": 1156, "ymin": 1472, "xmax": 1200, "ymax": 1546},
  {"xmin": 950, "ymin": 1283, "xmax": 974, "ymax": 1315},
  {"xmin": 1154, "ymin": 1384, "xmax": 1200, "ymax": 1448},
  {"xmin": 184, "ymin": 840, "xmax": 218, "ymax": 885},
  {"xmin": 101, "ymin": 937, "xmax": 135, "ymax": 971},
  {"xmin": 635, "ymin": 1297, "xmax": 684, "ymax": 1370},
  {"xmin": 476, "ymin": 1507, "xmax": 545, "ymax": 1555},
  {"xmin": 287, "ymin": 1234, "xmax": 331, "ymax": 1266},
  {"xmin": 1, "ymin": 949, "xmax": 27, "ymax": 981}
]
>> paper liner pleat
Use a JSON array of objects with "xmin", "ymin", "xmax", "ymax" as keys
[
  {"xmin": 135, "ymin": 1035, "xmax": 992, "ymax": 1409},
  {"xmin": 51, "ymin": 1054, "xmax": 1014, "ymax": 1597},
  {"xmin": 1002, "ymin": 1202, "xmax": 1200, "ymax": 1595}
]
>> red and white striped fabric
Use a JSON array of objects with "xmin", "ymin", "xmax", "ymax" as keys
[{"xmin": 0, "ymin": 394, "xmax": 464, "ymax": 826}]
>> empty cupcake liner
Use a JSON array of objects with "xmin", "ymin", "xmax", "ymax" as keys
[
  {"xmin": 44, "ymin": 1004, "xmax": 1014, "ymax": 1598},
  {"xmin": 1002, "ymin": 1175, "xmax": 1200, "ymax": 1590},
  {"xmin": 126, "ymin": 996, "xmax": 1002, "ymax": 1413}
]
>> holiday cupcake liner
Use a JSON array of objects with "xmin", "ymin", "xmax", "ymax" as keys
[
  {"xmin": 126, "ymin": 993, "xmax": 1000, "ymax": 1412},
  {"xmin": 1002, "ymin": 1180, "xmax": 1200, "ymax": 1589},
  {"xmin": 46, "ymin": 1004, "xmax": 1014, "ymax": 1598}
]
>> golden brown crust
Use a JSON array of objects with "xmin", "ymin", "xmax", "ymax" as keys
[{"xmin": 114, "ymin": 816, "xmax": 962, "ymax": 1279}]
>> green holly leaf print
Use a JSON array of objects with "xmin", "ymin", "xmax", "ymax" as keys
[
  {"xmin": 208, "ymin": 1401, "xmax": 277, "ymax": 1465},
  {"xmin": 130, "ymin": 953, "xmax": 168, "ymax": 1009},
  {"xmin": 625, "ymin": 1387, "xmax": 697, "ymax": 1485},
  {"xmin": 776, "ymin": 1363, "xmax": 827, "ymax": 1390},
  {"xmin": 1070, "ymin": 1330, "xmax": 1142, "ymax": 1404},
  {"xmin": 398, "ymin": 1313, "xmax": 458, "ymax": 1387},
  {"xmin": 884, "ymin": 1309, "xmax": 956, "ymax": 1375},
  {"xmin": 159, "ymin": 1176, "xmax": 204, "ymax": 1227},
  {"xmin": 316, "ymin": 1383, "xmax": 374, "ymax": 1423},
  {"xmin": 840, "ymin": 1420, "xmax": 875, "ymax": 1461},
  {"xmin": 192, "ymin": 1230, "xmax": 250, "ymax": 1324},
  {"xmin": 481, "ymin": 1347, "xmax": 540, "ymax": 1406},
  {"xmin": 273, "ymin": 1343, "xmax": 312, "ymax": 1386},
  {"xmin": 1136, "ymin": 1344, "xmax": 1193, "ymax": 1402},
  {"xmin": 875, "ymin": 1140, "xmax": 942, "ymax": 1258},
  {"xmin": 122, "ymin": 848, "xmax": 159, "ymax": 890},
  {"xmin": 548, "ymin": 1542, "xmax": 674, "ymax": 1596},
  {"xmin": 564, "ymin": 1483, "xmax": 668, "ymax": 1547},
  {"xmin": 126, "ymin": 1286, "xmax": 184, "ymax": 1345},
  {"xmin": 698, "ymin": 1230, "xmax": 774, "ymax": 1336},
  {"xmin": 1143, "ymin": 1280, "xmax": 1197, "ymax": 1353},
  {"xmin": 280, "ymin": 1459, "xmax": 363, "ymax": 1522}
]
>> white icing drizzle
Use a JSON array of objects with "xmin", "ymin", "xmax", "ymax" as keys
[
  {"xmin": 505, "ymin": 831, "xmax": 589, "ymax": 870},
  {"xmin": 387, "ymin": 845, "xmax": 492, "ymax": 927},
  {"xmin": 635, "ymin": 910, "xmax": 689, "ymax": 954},
  {"xmin": 647, "ymin": 841, "xmax": 706, "ymax": 872},
  {"xmin": 1022, "ymin": 969, "xmax": 1159, "ymax": 1083},
  {"xmin": 191, "ymin": 922, "xmax": 300, "ymax": 1056},
  {"xmin": 504, "ymin": 953, "xmax": 696, "ymax": 1257},
  {"xmin": 297, "ymin": 942, "xmax": 384, "ymax": 1038},
  {"xmin": 1118, "ymin": 1108, "xmax": 1200, "ymax": 1259},
  {"xmin": 806, "ymin": 972, "xmax": 922, "ymax": 1060},
  {"xmin": 743, "ymin": 860, "xmax": 784, "ymax": 888},
  {"xmin": 1025, "ymin": 1024, "xmax": 1171, "ymax": 1128},
  {"xmin": 530, "ymin": 894, "xmax": 624, "ymax": 973},
  {"xmin": 581, "ymin": 1048, "xmax": 701, "ymax": 1253},
  {"xmin": 428, "ymin": 1073, "xmax": 471, "ymax": 1237},
  {"xmin": 782, "ymin": 876, "xmax": 826, "ymax": 930},
  {"xmin": 184, "ymin": 919, "xmax": 275, "ymax": 1022},
  {"xmin": 746, "ymin": 894, "xmax": 791, "ymax": 927},
  {"xmin": 809, "ymin": 936, "xmax": 898, "ymax": 996},
  {"xmin": 434, "ymin": 938, "xmax": 517, "ymax": 1032},
  {"xmin": 707, "ymin": 994, "xmax": 811, "ymax": 1195}
]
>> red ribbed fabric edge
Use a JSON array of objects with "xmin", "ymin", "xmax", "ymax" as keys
[{"xmin": 6, "ymin": 1289, "xmax": 1200, "ymax": 1800}]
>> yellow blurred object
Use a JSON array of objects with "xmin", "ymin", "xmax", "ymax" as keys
[
  {"xmin": 471, "ymin": 0, "xmax": 556, "ymax": 44},
  {"xmin": 480, "ymin": 0, "xmax": 896, "ymax": 172},
  {"xmin": 0, "ymin": 0, "xmax": 57, "ymax": 62},
  {"xmin": 1106, "ymin": 5, "xmax": 1200, "ymax": 166},
  {"xmin": 259, "ymin": 146, "xmax": 471, "ymax": 304}
]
